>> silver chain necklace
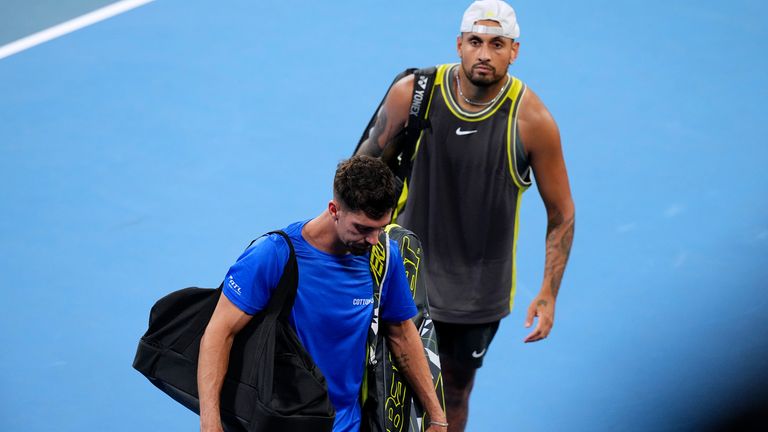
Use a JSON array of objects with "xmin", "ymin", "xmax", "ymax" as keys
[{"xmin": 455, "ymin": 70, "xmax": 510, "ymax": 107}]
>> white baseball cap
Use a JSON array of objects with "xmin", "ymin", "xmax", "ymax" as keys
[{"xmin": 460, "ymin": 0, "xmax": 520, "ymax": 39}]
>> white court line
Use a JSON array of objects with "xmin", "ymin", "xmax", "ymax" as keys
[{"xmin": 0, "ymin": 0, "xmax": 155, "ymax": 60}]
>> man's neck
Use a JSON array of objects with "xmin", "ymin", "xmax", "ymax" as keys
[{"xmin": 302, "ymin": 213, "xmax": 346, "ymax": 255}]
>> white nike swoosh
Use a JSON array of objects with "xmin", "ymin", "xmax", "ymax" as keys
[
  {"xmin": 471, "ymin": 348, "xmax": 486, "ymax": 358},
  {"xmin": 456, "ymin": 127, "xmax": 478, "ymax": 136}
]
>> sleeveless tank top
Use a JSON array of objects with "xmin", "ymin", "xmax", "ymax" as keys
[{"xmin": 396, "ymin": 63, "xmax": 530, "ymax": 323}]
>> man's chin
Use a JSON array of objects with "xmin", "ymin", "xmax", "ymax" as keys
[
  {"xmin": 469, "ymin": 73, "xmax": 501, "ymax": 87},
  {"xmin": 348, "ymin": 244, "xmax": 370, "ymax": 256}
]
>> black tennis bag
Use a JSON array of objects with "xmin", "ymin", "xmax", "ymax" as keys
[
  {"xmin": 132, "ymin": 231, "xmax": 335, "ymax": 432},
  {"xmin": 361, "ymin": 225, "xmax": 444, "ymax": 432}
]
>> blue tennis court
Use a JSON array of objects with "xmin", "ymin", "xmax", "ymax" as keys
[{"xmin": 1, "ymin": 1, "xmax": 767, "ymax": 430}]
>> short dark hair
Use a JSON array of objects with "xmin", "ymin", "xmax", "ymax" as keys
[{"xmin": 333, "ymin": 155, "xmax": 397, "ymax": 219}]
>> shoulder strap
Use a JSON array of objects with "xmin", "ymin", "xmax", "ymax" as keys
[
  {"xmin": 398, "ymin": 67, "xmax": 437, "ymax": 163},
  {"xmin": 245, "ymin": 230, "xmax": 299, "ymax": 403},
  {"xmin": 261, "ymin": 230, "xmax": 298, "ymax": 323},
  {"xmin": 169, "ymin": 231, "xmax": 296, "ymax": 354},
  {"xmin": 366, "ymin": 230, "xmax": 390, "ymax": 367},
  {"xmin": 353, "ymin": 66, "xmax": 438, "ymax": 158},
  {"xmin": 405, "ymin": 67, "xmax": 437, "ymax": 136},
  {"xmin": 353, "ymin": 68, "xmax": 417, "ymax": 155}
]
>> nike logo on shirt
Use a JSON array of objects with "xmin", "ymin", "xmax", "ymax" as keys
[
  {"xmin": 455, "ymin": 127, "xmax": 478, "ymax": 136},
  {"xmin": 471, "ymin": 348, "xmax": 486, "ymax": 358}
]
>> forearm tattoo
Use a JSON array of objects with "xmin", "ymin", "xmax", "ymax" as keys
[
  {"xmin": 356, "ymin": 107, "xmax": 389, "ymax": 157},
  {"xmin": 544, "ymin": 211, "xmax": 575, "ymax": 298}
]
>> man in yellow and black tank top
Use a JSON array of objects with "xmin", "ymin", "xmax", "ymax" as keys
[{"xmin": 356, "ymin": 2, "xmax": 575, "ymax": 430}]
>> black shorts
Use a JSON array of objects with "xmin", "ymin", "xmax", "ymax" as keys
[{"xmin": 433, "ymin": 320, "xmax": 500, "ymax": 369}]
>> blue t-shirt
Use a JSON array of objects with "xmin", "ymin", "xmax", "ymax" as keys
[{"xmin": 222, "ymin": 220, "xmax": 417, "ymax": 432}]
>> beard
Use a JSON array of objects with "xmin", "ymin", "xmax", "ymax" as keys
[
  {"xmin": 462, "ymin": 62, "xmax": 506, "ymax": 87},
  {"xmin": 346, "ymin": 241, "xmax": 371, "ymax": 256}
]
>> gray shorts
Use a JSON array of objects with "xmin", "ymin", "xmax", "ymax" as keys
[{"xmin": 433, "ymin": 320, "xmax": 500, "ymax": 369}]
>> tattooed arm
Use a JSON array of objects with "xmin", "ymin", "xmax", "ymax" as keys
[
  {"xmin": 355, "ymin": 74, "xmax": 414, "ymax": 161},
  {"xmin": 517, "ymin": 88, "xmax": 576, "ymax": 343},
  {"xmin": 384, "ymin": 319, "xmax": 447, "ymax": 430}
]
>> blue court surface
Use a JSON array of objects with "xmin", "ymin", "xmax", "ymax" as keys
[{"xmin": 1, "ymin": 1, "xmax": 767, "ymax": 431}]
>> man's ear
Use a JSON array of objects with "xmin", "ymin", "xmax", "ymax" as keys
[
  {"xmin": 328, "ymin": 200, "xmax": 339, "ymax": 221},
  {"xmin": 509, "ymin": 41, "xmax": 520, "ymax": 64}
]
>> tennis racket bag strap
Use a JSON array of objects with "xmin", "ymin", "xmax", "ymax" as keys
[
  {"xmin": 132, "ymin": 231, "xmax": 335, "ymax": 432},
  {"xmin": 353, "ymin": 67, "xmax": 419, "ymax": 156},
  {"xmin": 353, "ymin": 67, "xmax": 438, "ymax": 215},
  {"xmin": 360, "ymin": 226, "xmax": 444, "ymax": 432}
]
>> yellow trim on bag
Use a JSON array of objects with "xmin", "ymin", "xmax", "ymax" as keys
[{"xmin": 392, "ymin": 180, "xmax": 409, "ymax": 223}]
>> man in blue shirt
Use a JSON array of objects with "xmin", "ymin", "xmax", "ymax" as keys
[{"xmin": 197, "ymin": 156, "xmax": 447, "ymax": 432}]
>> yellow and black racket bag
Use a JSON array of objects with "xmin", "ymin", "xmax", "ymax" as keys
[{"xmin": 361, "ymin": 225, "xmax": 444, "ymax": 432}]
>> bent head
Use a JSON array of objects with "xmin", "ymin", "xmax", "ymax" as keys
[
  {"xmin": 457, "ymin": 0, "xmax": 521, "ymax": 87},
  {"xmin": 330, "ymin": 155, "xmax": 397, "ymax": 255}
]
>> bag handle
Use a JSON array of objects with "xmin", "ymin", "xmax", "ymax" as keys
[
  {"xmin": 247, "ymin": 230, "xmax": 299, "ymax": 404},
  {"xmin": 399, "ymin": 66, "xmax": 437, "ymax": 165},
  {"xmin": 169, "ymin": 232, "xmax": 296, "ymax": 354},
  {"xmin": 360, "ymin": 230, "xmax": 391, "ymax": 408},
  {"xmin": 261, "ymin": 230, "xmax": 298, "ymax": 322}
]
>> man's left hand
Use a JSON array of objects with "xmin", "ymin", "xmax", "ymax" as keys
[{"xmin": 524, "ymin": 293, "xmax": 556, "ymax": 343}]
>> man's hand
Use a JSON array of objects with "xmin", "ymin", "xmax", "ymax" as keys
[
  {"xmin": 518, "ymin": 88, "xmax": 574, "ymax": 345},
  {"xmin": 524, "ymin": 292, "xmax": 556, "ymax": 343}
]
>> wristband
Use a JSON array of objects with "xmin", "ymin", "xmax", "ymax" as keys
[{"xmin": 429, "ymin": 420, "xmax": 449, "ymax": 428}]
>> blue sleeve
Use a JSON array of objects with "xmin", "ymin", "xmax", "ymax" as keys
[
  {"xmin": 221, "ymin": 234, "xmax": 290, "ymax": 315},
  {"xmin": 379, "ymin": 241, "xmax": 418, "ymax": 323}
]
